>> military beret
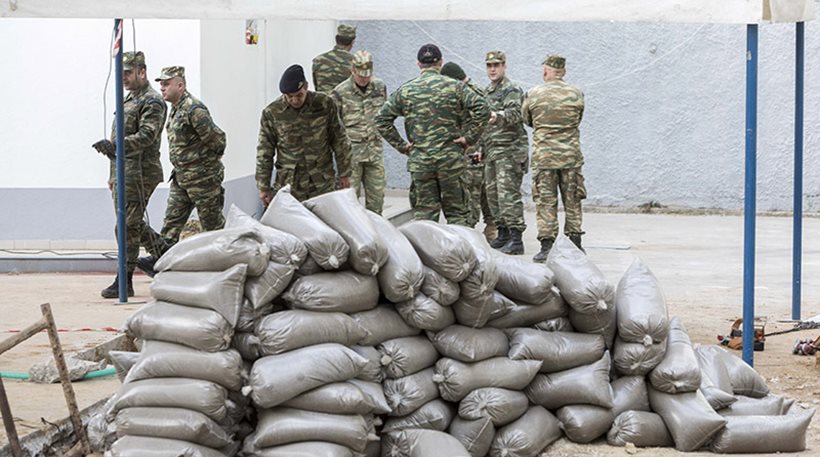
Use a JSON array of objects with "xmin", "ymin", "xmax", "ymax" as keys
[
  {"xmin": 417, "ymin": 43, "xmax": 442, "ymax": 64},
  {"xmin": 485, "ymin": 51, "xmax": 506, "ymax": 64},
  {"xmin": 543, "ymin": 55, "xmax": 566, "ymax": 69},
  {"xmin": 440, "ymin": 62, "xmax": 466, "ymax": 81},
  {"xmin": 123, "ymin": 51, "xmax": 145, "ymax": 70},
  {"xmin": 279, "ymin": 64, "xmax": 307, "ymax": 93},
  {"xmin": 337, "ymin": 24, "xmax": 357, "ymax": 39},
  {"xmin": 352, "ymin": 50, "xmax": 373, "ymax": 77},
  {"xmin": 155, "ymin": 66, "xmax": 185, "ymax": 81}
]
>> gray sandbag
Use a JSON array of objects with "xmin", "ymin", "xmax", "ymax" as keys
[
  {"xmin": 490, "ymin": 406, "xmax": 562, "ymax": 457},
  {"xmin": 237, "ymin": 299, "xmax": 278, "ymax": 333},
  {"xmin": 243, "ymin": 407, "xmax": 370, "ymax": 453},
  {"xmin": 383, "ymin": 367, "xmax": 439, "ymax": 416},
  {"xmin": 492, "ymin": 250, "xmax": 558, "ymax": 306},
  {"xmin": 383, "ymin": 429, "xmax": 471, "ymax": 457},
  {"xmin": 452, "ymin": 294, "xmax": 498, "ymax": 328},
  {"xmin": 433, "ymin": 357, "xmax": 541, "ymax": 402},
  {"xmin": 648, "ymin": 386, "xmax": 727, "ymax": 452},
  {"xmin": 304, "ymin": 189, "xmax": 388, "ymax": 276},
  {"xmin": 296, "ymin": 255, "xmax": 324, "ymax": 275},
  {"xmin": 506, "ymin": 328, "xmax": 605, "ymax": 373},
  {"xmin": 107, "ymin": 351, "xmax": 139, "ymax": 382},
  {"xmin": 244, "ymin": 261, "xmax": 296, "ymax": 309},
  {"xmin": 247, "ymin": 343, "xmax": 368, "ymax": 408},
  {"xmin": 557, "ymin": 404, "xmax": 615, "ymax": 444},
  {"xmin": 378, "ymin": 336, "xmax": 439, "ymax": 379},
  {"xmin": 395, "ymin": 293, "xmax": 456, "ymax": 331},
  {"xmin": 249, "ymin": 442, "xmax": 356, "ymax": 457},
  {"xmin": 399, "ymin": 220, "xmax": 477, "ymax": 282},
  {"xmin": 449, "ymin": 417, "xmax": 495, "ymax": 457},
  {"xmin": 445, "ymin": 225, "xmax": 499, "ymax": 300},
  {"xmin": 612, "ymin": 337, "xmax": 666, "ymax": 376},
  {"xmin": 614, "ymin": 259, "xmax": 669, "ymax": 345},
  {"xmin": 611, "ymin": 375, "xmax": 651, "ymax": 416},
  {"xmin": 350, "ymin": 305, "xmax": 421, "ymax": 346},
  {"xmin": 282, "ymin": 382, "xmax": 380, "ymax": 415},
  {"xmin": 115, "ymin": 407, "xmax": 232, "ymax": 449},
  {"xmin": 348, "ymin": 379, "xmax": 392, "ymax": 415},
  {"xmin": 255, "ymin": 310, "xmax": 367, "ymax": 355},
  {"xmin": 367, "ymin": 211, "xmax": 423, "ymax": 302},
  {"xmin": 715, "ymin": 346, "xmax": 770, "ymax": 398},
  {"xmin": 526, "ymin": 352, "xmax": 613, "ymax": 410},
  {"xmin": 155, "ymin": 226, "xmax": 269, "ymax": 276},
  {"xmin": 351, "ymin": 345, "xmax": 384, "ymax": 383},
  {"xmin": 421, "ymin": 266, "xmax": 460, "ymax": 306},
  {"xmin": 225, "ymin": 204, "xmax": 308, "ymax": 266},
  {"xmin": 283, "ymin": 271, "xmax": 379, "ymax": 313},
  {"xmin": 125, "ymin": 301, "xmax": 233, "ymax": 352},
  {"xmin": 486, "ymin": 293, "xmax": 565, "ymax": 329},
  {"xmin": 568, "ymin": 304, "xmax": 617, "ymax": 349},
  {"xmin": 648, "ymin": 316, "xmax": 701, "ymax": 393},
  {"xmin": 382, "ymin": 398, "xmax": 457, "ymax": 433},
  {"xmin": 718, "ymin": 394, "xmax": 785, "ymax": 416},
  {"xmin": 710, "ymin": 410, "xmax": 814, "ymax": 453},
  {"xmin": 124, "ymin": 341, "xmax": 242, "ymax": 391},
  {"xmin": 533, "ymin": 316, "xmax": 573, "ymax": 332},
  {"xmin": 428, "ymin": 325, "xmax": 508, "ymax": 363},
  {"xmin": 108, "ymin": 435, "xmax": 227, "ymax": 457},
  {"xmin": 607, "ymin": 410, "xmax": 673, "ymax": 447},
  {"xmin": 458, "ymin": 388, "xmax": 529, "ymax": 426},
  {"xmin": 547, "ymin": 235, "xmax": 615, "ymax": 314},
  {"xmin": 364, "ymin": 440, "xmax": 380, "ymax": 457},
  {"xmin": 700, "ymin": 368, "xmax": 738, "ymax": 410},
  {"xmin": 151, "ymin": 264, "xmax": 246, "ymax": 327},
  {"xmin": 232, "ymin": 332, "xmax": 261, "ymax": 361},
  {"xmin": 260, "ymin": 187, "xmax": 349, "ymax": 270},
  {"xmin": 108, "ymin": 378, "xmax": 228, "ymax": 422},
  {"xmin": 696, "ymin": 344, "xmax": 734, "ymax": 395}
]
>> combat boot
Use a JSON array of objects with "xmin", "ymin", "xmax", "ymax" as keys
[
  {"xmin": 499, "ymin": 228, "xmax": 524, "ymax": 255},
  {"xmin": 532, "ymin": 237, "xmax": 555, "ymax": 264},
  {"xmin": 483, "ymin": 223, "xmax": 498, "ymax": 243},
  {"xmin": 569, "ymin": 233, "xmax": 586, "ymax": 254},
  {"xmin": 101, "ymin": 271, "xmax": 134, "ymax": 299},
  {"xmin": 490, "ymin": 226, "xmax": 509, "ymax": 249},
  {"xmin": 136, "ymin": 255, "xmax": 158, "ymax": 278}
]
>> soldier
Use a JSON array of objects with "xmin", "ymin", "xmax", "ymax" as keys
[
  {"xmin": 523, "ymin": 55, "xmax": 587, "ymax": 263},
  {"xmin": 331, "ymin": 50, "xmax": 388, "ymax": 214},
  {"xmin": 375, "ymin": 44, "xmax": 489, "ymax": 226},
  {"xmin": 312, "ymin": 24, "xmax": 357, "ymax": 94},
  {"xmin": 256, "ymin": 64, "xmax": 352, "ymax": 205},
  {"xmin": 135, "ymin": 66, "xmax": 227, "ymax": 276},
  {"xmin": 92, "ymin": 51, "xmax": 167, "ymax": 299},
  {"xmin": 481, "ymin": 51, "xmax": 529, "ymax": 255}
]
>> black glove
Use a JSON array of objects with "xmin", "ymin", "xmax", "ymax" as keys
[{"xmin": 92, "ymin": 139, "xmax": 116, "ymax": 159}]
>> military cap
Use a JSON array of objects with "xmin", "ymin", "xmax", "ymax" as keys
[
  {"xmin": 440, "ymin": 62, "xmax": 466, "ymax": 81},
  {"xmin": 351, "ymin": 50, "xmax": 374, "ymax": 77},
  {"xmin": 543, "ymin": 55, "xmax": 566, "ymax": 69},
  {"xmin": 155, "ymin": 66, "xmax": 185, "ymax": 81},
  {"xmin": 485, "ymin": 51, "xmax": 506, "ymax": 64},
  {"xmin": 279, "ymin": 64, "xmax": 307, "ymax": 93},
  {"xmin": 337, "ymin": 24, "xmax": 357, "ymax": 39},
  {"xmin": 123, "ymin": 51, "xmax": 145, "ymax": 70},
  {"xmin": 417, "ymin": 43, "xmax": 442, "ymax": 64}
]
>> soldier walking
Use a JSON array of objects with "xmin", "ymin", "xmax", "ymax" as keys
[{"xmin": 312, "ymin": 24, "xmax": 357, "ymax": 94}]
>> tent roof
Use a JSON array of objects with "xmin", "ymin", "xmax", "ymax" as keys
[{"xmin": 1, "ymin": 0, "xmax": 815, "ymax": 23}]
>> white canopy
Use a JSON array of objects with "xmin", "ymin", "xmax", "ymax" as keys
[{"xmin": 1, "ymin": 0, "xmax": 814, "ymax": 23}]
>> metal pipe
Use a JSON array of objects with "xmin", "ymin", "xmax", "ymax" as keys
[
  {"xmin": 792, "ymin": 21, "xmax": 805, "ymax": 321},
  {"xmin": 742, "ymin": 24, "xmax": 758, "ymax": 367},
  {"xmin": 114, "ymin": 19, "xmax": 128, "ymax": 302}
]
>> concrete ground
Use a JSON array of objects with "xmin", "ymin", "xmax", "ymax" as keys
[{"xmin": 1, "ymin": 193, "xmax": 819, "ymax": 455}]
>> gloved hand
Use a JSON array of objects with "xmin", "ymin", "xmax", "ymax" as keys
[{"xmin": 92, "ymin": 139, "xmax": 116, "ymax": 159}]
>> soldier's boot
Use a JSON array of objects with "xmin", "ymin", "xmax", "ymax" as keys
[
  {"xmin": 499, "ymin": 228, "xmax": 524, "ymax": 255},
  {"xmin": 483, "ymin": 223, "xmax": 498, "ymax": 243},
  {"xmin": 532, "ymin": 237, "xmax": 555, "ymax": 264},
  {"xmin": 490, "ymin": 227, "xmax": 510, "ymax": 249},
  {"xmin": 569, "ymin": 233, "xmax": 586, "ymax": 254},
  {"xmin": 136, "ymin": 255, "xmax": 158, "ymax": 278},
  {"xmin": 101, "ymin": 272, "xmax": 135, "ymax": 299}
]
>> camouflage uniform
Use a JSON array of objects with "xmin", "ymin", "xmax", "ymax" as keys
[
  {"xmin": 312, "ymin": 24, "xmax": 356, "ymax": 94},
  {"xmin": 256, "ymin": 91, "xmax": 352, "ymax": 201},
  {"xmin": 376, "ymin": 67, "xmax": 489, "ymax": 226},
  {"xmin": 461, "ymin": 79, "xmax": 493, "ymax": 228}
]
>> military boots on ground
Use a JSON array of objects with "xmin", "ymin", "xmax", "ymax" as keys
[
  {"xmin": 500, "ymin": 228, "xmax": 524, "ymax": 255},
  {"xmin": 532, "ymin": 237, "xmax": 555, "ymax": 264},
  {"xmin": 136, "ymin": 256, "xmax": 159, "ymax": 278},
  {"xmin": 101, "ymin": 271, "xmax": 134, "ymax": 299},
  {"xmin": 569, "ymin": 233, "xmax": 585, "ymax": 253},
  {"xmin": 490, "ymin": 226, "xmax": 510, "ymax": 249}
]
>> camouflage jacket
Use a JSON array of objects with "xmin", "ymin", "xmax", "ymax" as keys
[
  {"xmin": 255, "ymin": 91, "xmax": 352, "ymax": 199},
  {"xmin": 375, "ymin": 68, "xmax": 490, "ymax": 173},
  {"xmin": 481, "ymin": 76, "xmax": 528, "ymax": 163},
  {"xmin": 312, "ymin": 46, "xmax": 354, "ymax": 94},
  {"xmin": 522, "ymin": 78, "xmax": 584, "ymax": 170},
  {"xmin": 462, "ymin": 80, "xmax": 486, "ymax": 168},
  {"xmin": 108, "ymin": 82, "xmax": 166, "ymax": 187},
  {"xmin": 331, "ymin": 76, "xmax": 388, "ymax": 163},
  {"xmin": 167, "ymin": 91, "xmax": 226, "ymax": 183}
]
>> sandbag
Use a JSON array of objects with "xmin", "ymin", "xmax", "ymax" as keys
[
  {"xmin": 700, "ymin": 368, "xmax": 738, "ymax": 410},
  {"xmin": 568, "ymin": 304, "xmax": 617, "ymax": 349},
  {"xmin": 155, "ymin": 227, "xmax": 269, "ymax": 276},
  {"xmin": 696, "ymin": 344, "xmax": 734, "ymax": 395},
  {"xmin": 382, "ymin": 429, "xmax": 471, "ymax": 457},
  {"xmin": 282, "ymin": 382, "xmax": 380, "ymax": 415},
  {"xmin": 244, "ymin": 261, "xmax": 296, "ymax": 309},
  {"xmin": 378, "ymin": 336, "xmax": 439, "ymax": 379},
  {"xmin": 351, "ymin": 345, "xmax": 384, "ymax": 383},
  {"xmin": 533, "ymin": 316, "xmax": 573, "ymax": 332},
  {"xmin": 395, "ymin": 293, "xmax": 456, "ymax": 331},
  {"xmin": 260, "ymin": 187, "xmax": 349, "ymax": 270},
  {"xmin": 367, "ymin": 211, "xmax": 423, "ymax": 302},
  {"xmin": 607, "ymin": 410, "xmax": 673, "ymax": 448},
  {"xmin": 445, "ymin": 225, "xmax": 499, "ymax": 299},
  {"xmin": 350, "ymin": 305, "xmax": 420, "ymax": 346},
  {"xmin": 255, "ymin": 310, "xmax": 367, "ymax": 355},
  {"xmin": 125, "ymin": 301, "xmax": 233, "ymax": 352},
  {"xmin": 232, "ymin": 332, "xmax": 261, "ymax": 361},
  {"xmin": 490, "ymin": 406, "xmax": 562, "ymax": 457},
  {"xmin": 348, "ymin": 379, "xmax": 392, "ymax": 415},
  {"xmin": 383, "ymin": 367, "xmax": 439, "ymax": 416},
  {"xmin": 304, "ymin": 189, "xmax": 388, "ymax": 276},
  {"xmin": 399, "ymin": 220, "xmax": 477, "ymax": 282},
  {"xmin": 648, "ymin": 387, "xmax": 727, "ymax": 452},
  {"xmin": 614, "ymin": 259, "xmax": 669, "ymax": 345},
  {"xmin": 420, "ymin": 266, "xmax": 460, "ymax": 306},
  {"xmin": 716, "ymin": 346, "xmax": 770, "ymax": 398},
  {"xmin": 458, "ymin": 388, "xmax": 529, "ymax": 426},
  {"xmin": 648, "ymin": 316, "xmax": 701, "ymax": 393},
  {"xmin": 108, "ymin": 378, "xmax": 228, "ymax": 422},
  {"xmin": 710, "ymin": 410, "xmax": 814, "ymax": 453},
  {"xmin": 612, "ymin": 337, "xmax": 666, "ymax": 376},
  {"xmin": 557, "ymin": 404, "xmax": 615, "ymax": 444},
  {"xmin": 611, "ymin": 376, "xmax": 651, "ymax": 416},
  {"xmin": 526, "ymin": 352, "xmax": 613, "ymax": 410},
  {"xmin": 452, "ymin": 294, "xmax": 498, "ymax": 328},
  {"xmin": 107, "ymin": 351, "xmax": 139, "ymax": 382},
  {"xmin": 718, "ymin": 394, "xmax": 785, "ymax": 416},
  {"xmin": 247, "ymin": 344, "xmax": 368, "ymax": 408},
  {"xmin": 428, "ymin": 325, "xmax": 508, "ymax": 363},
  {"xmin": 249, "ymin": 442, "xmax": 356, "ymax": 457},
  {"xmin": 492, "ymin": 250, "xmax": 558, "ymax": 306},
  {"xmin": 124, "ymin": 341, "xmax": 242, "ymax": 391},
  {"xmin": 237, "ymin": 299, "xmax": 277, "ymax": 333},
  {"xmin": 115, "ymin": 407, "xmax": 232, "ymax": 449},
  {"xmin": 283, "ymin": 271, "xmax": 379, "ymax": 313},
  {"xmin": 297, "ymin": 255, "xmax": 324, "ymax": 276},
  {"xmin": 243, "ymin": 407, "xmax": 370, "ymax": 453},
  {"xmin": 506, "ymin": 328, "xmax": 605, "ymax": 373},
  {"xmin": 225, "ymin": 204, "xmax": 308, "ymax": 266},
  {"xmin": 382, "ymin": 398, "xmax": 457, "ymax": 433},
  {"xmin": 433, "ymin": 357, "xmax": 541, "ymax": 402},
  {"xmin": 150, "ymin": 264, "xmax": 246, "ymax": 327},
  {"xmin": 108, "ymin": 436, "xmax": 227, "ymax": 457},
  {"xmin": 547, "ymin": 236, "xmax": 615, "ymax": 314},
  {"xmin": 449, "ymin": 417, "xmax": 495, "ymax": 457},
  {"xmin": 486, "ymin": 293, "xmax": 566, "ymax": 329}
]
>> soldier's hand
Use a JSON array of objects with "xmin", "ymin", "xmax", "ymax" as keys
[
  {"xmin": 259, "ymin": 190, "xmax": 273, "ymax": 208},
  {"xmin": 453, "ymin": 137, "xmax": 469, "ymax": 150},
  {"xmin": 489, "ymin": 111, "xmax": 498, "ymax": 124},
  {"xmin": 92, "ymin": 139, "xmax": 116, "ymax": 159},
  {"xmin": 400, "ymin": 143, "xmax": 414, "ymax": 156},
  {"xmin": 107, "ymin": 179, "xmax": 114, "ymax": 191},
  {"xmin": 338, "ymin": 176, "xmax": 351, "ymax": 189},
  {"xmin": 473, "ymin": 151, "xmax": 483, "ymax": 163}
]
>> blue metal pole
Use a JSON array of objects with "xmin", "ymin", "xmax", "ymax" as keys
[
  {"xmin": 114, "ymin": 19, "xmax": 128, "ymax": 303},
  {"xmin": 792, "ymin": 21, "xmax": 805, "ymax": 320},
  {"xmin": 742, "ymin": 24, "xmax": 758, "ymax": 367}
]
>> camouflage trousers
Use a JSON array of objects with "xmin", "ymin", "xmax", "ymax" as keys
[
  {"xmin": 532, "ymin": 167, "xmax": 586, "ymax": 240},
  {"xmin": 485, "ymin": 156, "xmax": 527, "ymax": 232},
  {"xmin": 410, "ymin": 169, "xmax": 472, "ymax": 226},
  {"xmin": 158, "ymin": 167, "xmax": 225, "ymax": 249},
  {"xmin": 351, "ymin": 159, "xmax": 386, "ymax": 214},
  {"xmin": 111, "ymin": 176, "xmax": 165, "ymax": 273},
  {"xmin": 465, "ymin": 164, "xmax": 492, "ymax": 227}
]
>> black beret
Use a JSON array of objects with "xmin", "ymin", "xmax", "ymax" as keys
[
  {"xmin": 440, "ymin": 62, "xmax": 466, "ymax": 81},
  {"xmin": 279, "ymin": 64, "xmax": 307, "ymax": 94},
  {"xmin": 417, "ymin": 43, "xmax": 442, "ymax": 64}
]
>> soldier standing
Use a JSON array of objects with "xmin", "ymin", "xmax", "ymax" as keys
[
  {"xmin": 523, "ymin": 55, "xmax": 587, "ymax": 263},
  {"xmin": 256, "ymin": 64, "xmax": 352, "ymax": 205},
  {"xmin": 312, "ymin": 24, "xmax": 357, "ymax": 94},
  {"xmin": 92, "ymin": 51, "xmax": 167, "ymax": 298},
  {"xmin": 331, "ymin": 50, "xmax": 388, "ymax": 214},
  {"xmin": 375, "ymin": 44, "xmax": 489, "ymax": 226}
]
